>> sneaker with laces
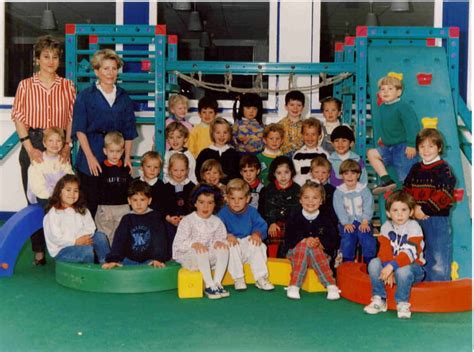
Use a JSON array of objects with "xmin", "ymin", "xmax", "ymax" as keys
[
  {"xmin": 204, "ymin": 286, "xmax": 221, "ymax": 300},
  {"xmin": 372, "ymin": 179, "xmax": 396, "ymax": 195},
  {"xmin": 216, "ymin": 285, "xmax": 230, "ymax": 298},
  {"xmin": 326, "ymin": 285, "xmax": 341, "ymax": 300},
  {"xmin": 286, "ymin": 285, "xmax": 301, "ymax": 300},
  {"xmin": 255, "ymin": 277, "xmax": 275, "ymax": 291},
  {"xmin": 234, "ymin": 277, "xmax": 247, "ymax": 291},
  {"xmin": 364, "ymin": 296, "xmax": 387, "ymax": 314},
  {"xmin": 397, "ymin": 302, "xmax": 411, "ymax": 319}
]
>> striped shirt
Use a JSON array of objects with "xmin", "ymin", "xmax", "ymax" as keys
[{"xmin": 11, "ymin": 74, "xmax": 76, "ymax": 129}]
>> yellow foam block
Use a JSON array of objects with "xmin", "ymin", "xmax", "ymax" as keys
[
  {"xmin": 421, "ymin": 117, "xmax": 438, "ymax": 129},
  {"xmin": 222, "ymin": 263, "xmax": 255, "ymax": 286},
  {"xmin": 267, "ymin": 258, "xmax": 326, "ymax": 293},
  {"xmin": 178, "ymin": 268, "xmax": 203, "ymax": 298},
  {"xmin": 301, "ymin": 268, "xmax": 326, "ymax": 293}
]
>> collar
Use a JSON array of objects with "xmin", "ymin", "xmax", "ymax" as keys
[
  {"xmin": 96, "ymin": 80, "xmax": 117, "ymax": 94},
  {"xmin": 325, "ymin": 120, "xmax": 340, "ymax": 128},
  {"xmin": 422, "ymin": 156, "xmax": 441, "ymax": 165},
  {"xmin": 210, "ymin": 144, "xmax": 231, "ymax": 154},
  {"xmin": 168, "ymin": 147, "xmax": 188, "ymax": 153},
  {"xmin": 302, "ymin": 209, "xmax": 319, "ymax": 220},
  {"xmin": 275, "ymin": 179, "xmax": 293, "ymax": 190},
  {"xmin": 140, "ymin": 175, "xmax": 158, "ymax": 186},
  {"xmin": 104, "ymin": 159, "xmax": 123, "ymax": 167},
  {"xmin": 384, "ymin": 98, "xmax": 401, "ymax": 105},
  {"xmin": 300, "ymin": 145, "xmax": 326, "ymax": 153},
  {"xmin": 262, "ymin": 148, "xmax": 281, "ymax": 157},
  {"xmin": 337, "ymin": 151, "xmax": 351, "ymax": 161},
  {"xmin": 131, "ymin": 208, "xmax": 152, "ymax": 215},
  {"xmin": 249, "ymin": 178, "xmax": 261, "ymax": 189},
  {"xmin": 33, "ymin": 73, "xmax": 60, "ymax": 88},
  {"xmin": 167, "ymin": 177, "xmax": 191, "ymax": 186},
  {"xmin": 337, "ymin": 182, "xmax": 365, "ymax": 193}
]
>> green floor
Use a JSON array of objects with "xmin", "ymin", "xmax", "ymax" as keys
[{"xmin": 0, "ymin": 244, "xmax": 472, "ymax": 352}]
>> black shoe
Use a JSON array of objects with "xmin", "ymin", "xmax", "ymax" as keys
[{"xmin": 372, "ymin": 180, "xmax": 396, "ymax": 195}]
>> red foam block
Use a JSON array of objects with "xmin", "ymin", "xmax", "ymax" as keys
[{"xmin": 417, "ymin": 73, "xmax": 432, "ymax": 86}]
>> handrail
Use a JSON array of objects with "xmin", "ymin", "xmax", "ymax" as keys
[
  {"xmin": 0, "ymin": 132, "xmax": 19, "ymax": 161},
  {"xmin": 457, "ymin": 96, "xmax": 472, "ymax": 132}
]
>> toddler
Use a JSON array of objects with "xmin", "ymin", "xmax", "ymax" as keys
[
  {"xmin": 257, "ymin": 123, "xmax": 284, "ymax": 186},
  {"xmin": 165, "ymin": 94, "xmax": 193, "ymax": 131},
  {"xmin": 173, "ymin": 184, "xmax": 230, "ymax": 299},
  {"xmin": 217, "ymin": 179, "xmax": 274, "ymax": 291},
  {"xmin": 239, "ymin": 154, "xmax": 265, "ymax": 214},
  {"xmin": 278, "ymin": 90, "xmax": 305, "ymax": 156},
  {"xmin": 188, "ymin": 96, "xmax": 219, "ymax": 158},
  {"xmin": 138, "ymin": 151, "xmax": 165, "ymax": 214},
  {"xmin": 318, "ymin": 97, "xmax": 342, "ymax": 153},
  {"xmin": 364, "ymin": 190, "xmax": 425, "ymax": 319},
  {"xmin": 232, "ymin": 93, "xmax": 264, "ymax": 154},
  {"xmin": 200, "ymin": 159, "xmax": 227, "ymax": 196}
]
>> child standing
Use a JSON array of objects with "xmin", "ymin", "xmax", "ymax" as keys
[
  {"xmin": 278, "ymin": 90, "xmax": 305, "ymax": 156},
  {"xmin": 232, "ymin": 93, "xmax": 265, "ymax": 155},
  {"xmin": 284, "ymin": 181, "xmax": 341, "ymax": 300},
  {"xmin": 173, "ymin": 184, "xmax": 230, "ymax": 299},
  {"xmin": 403, "ymin": 129, "xmax": 456, "ymax": 281},
  {"xmin": 333, "ymin": 159, "xmax": 376, "ymax": 264},
  {"xmin": 318, "ymin": 97, "xmax": 342, "ymax": 153},
  {"xmin": 163, "ymin": 122, "xmax": 197, "ymax": 184},
  {"xmin": 257, "ymin": 123, "xmax": 285, "ymax": 186},
  {"xmin": 364, "ymin": 191, "xmax": 425, "ymax": 319},
  {"xmin": 199, "ymin": 159, "xmax": 227, "ymax": 196},
  {"xmin": 239, "ymin": 155, "xmax": 264, "ymax": 214},
  {"xmin": 264, "ymin": 156, "xmax": 301, "ymax": 258},
  {"xmin": 138, "ymin": 151, "xmax": 165, "ymax": 214},
  {"xmin": 165, "ymin": 94, "xmax": 193, "ymax": 131},
  {"xmin": 217, "ymin": 179, "xmax": 274, "ymax": 291},
  {"xmin": 195, "ymin": 117, "xmax": 240, "ymax": 184},
  {"xmin": 328, "ymin": 125, "xmax": 368, "ymax": 187},
  {"xmin": 43, "ymin": 175, "xmax": 110, "ymax": 264},
  {"xmin": 367, "ymin": 76, "xmax": 421, "ymax": 194},
  {"xmin": 95, "ymin": 132, "xmax": 132, "ymax": 245},
  {"xmin": 102, "ymin": 180, "xmax": 169, "ymax": 269},
  {"xmin": 188, "ymin": 96, "xmax": 219, "ymax": 158},
  {"xmin": 292, "ymin": 118, "xmax": 329, "ymax": 186}
]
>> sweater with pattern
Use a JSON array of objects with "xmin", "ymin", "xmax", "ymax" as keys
[
  {"xmin": 292, "ymin": 145, "xmax": 329, "ymax": 186},
  {"xmin": 232, "ymin": 118, "xmax": 264, "ymax": 154}
]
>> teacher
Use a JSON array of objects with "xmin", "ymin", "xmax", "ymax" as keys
[{"xmin": 72, "ymin": 48, "xmax": 138, "ymax": 218}]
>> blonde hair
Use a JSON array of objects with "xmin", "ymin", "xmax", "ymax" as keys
[
  {"xmin": 377, "ymin": 76, "xmax": 403, "ymax": 90},
  {"xmin": 301, "ymin": 117, "xmax": 322, "ymax": 135},
  {"xmin": 43, "ymin": 127, "xmax": 65, "ymax": 143},
  {"xmin": 263, "ymin": 123, "xmax": 285, "ymax": 139},
  {"xmin": 200, "ymin": 159, "xmax": 225, "ymax": 180},
  {"xmin": 210, "ymin": 117, "xmax": 232, "ymax": 143},
  {"xmin": 166, "ymin": 121, "xmax": 189, "ymax": 139},
  {"xmin": 168, "ymin": 153, "xmax": 189, "ymax": 173},
  {"xmin": 140, "ymin": 151, "xmax": 162, "ymax": 167},
  {"xmin": 91, "ymin": 49, "xmax": 123, "ymax": 70},
  {"xmin": 225, "ymin": 178, "xmax": 250, "ymax": 196},
  {"xmin": 104, "ymin": 131, "xmax": 125, "ymax": 148},
  {"xmin": 310, "ymin": 156, "xmax": 331, "ymax": 172},
  {"xmin": 169, "ymin": 94, "xmax": 189, "ymax": 112},
  {"xmin": 299, "ymin": 180, "xmax": 326, "ymax": 202}
]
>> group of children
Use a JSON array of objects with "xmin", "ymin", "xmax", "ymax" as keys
[{"xmin": 32, "ymin": 75, "xmax": 457, "ymax": 320}]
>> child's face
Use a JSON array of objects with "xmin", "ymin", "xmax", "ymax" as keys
[
  {"xmin": 240, "ymin": 166, "xmax": 260, "ymax": 184},
  {"xmin": 322, "ymin": 101, "xmax": 342, "ymax": 123},
  {"xmin": 167, "ymin": 130, "xmax": 187, "ymax": 151},
  {"xmin": 195, "ymin": 193, "xmax": 216, "ymax": 219},
  {"xmin": 170, "ymin": 159, "xmax": 188, "ymax": 183},
  {"xmin": 60, "ymin": 182, "xmax": 79, "ymax": 207},
  {"xmin": 128, "ymin": 192, "xmax": 152, "ymax": 214},
  {"xmin": 341, "ymin": 170, "xmax": 360, "ymax": 189},
  {"xmin": 300, "ymin": 188, "xmax": 323, "ymax": 214},
  {"xmin": 275, "ymin": 164, "xmax": 292, "ymax": 187},
  {"xmin": 227, "ymin": 190, "xmax": 250, "ymax": 213},
  {"xmin": 379, "ymin": 84, "xmax": 402, "ymax": 103},
  {"xmin": 418, "ymin": 139, "xmax": 440, "ymax": 163},
  {"xmin": 243, "ymin": 106, "xmax": 258, "ymax": 120},
  {"xmin": 285, "ymin": 99, "xmax": 304, "ymax": 119},
  {"xmin": 103, "ymin": 143, "xmax": 124, "ymax": 164},
  {"xmin": 263, "ymin": 131, "xmax": 283, "ymax": 151},
  {"xmin": 332, "ymin": 138, "xmax": 353, "ymax": 155},
  {"xmin": 199, "ymin": 108, "xmax": 217, "ymax": 124},
  {"xmin": 302, "ymin": 126, "xmax": 320, "ymax": 149},
  {"xmin": 170, "ymin": 102, "xmax": 188, "ymax": 119},
  {"xmin": 213, "ymin": 123, "xmax": 230, "ymax": 147},
  {"xmin": 203, "ymin": 167, "xmax": 221, "ymax": 186},
  {"xmin": 43, "ymin": 133, "xmax": 64, "ymax": 156},
  {"xmin": 387, "ymin": 201, "xmax": 413, "ymax": 226},
  {"xmin": 311, "ymin": 166, "xmax": 330, "ymax": 184},
  {"xmin": 141, "ymin": 159, "xmax": 161, "ymax": 180}
]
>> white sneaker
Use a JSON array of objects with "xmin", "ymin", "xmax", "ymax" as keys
[
  {"xmin": 286, "ymin": 285, "xmax": 300, "ymax": 300},
  {"xmin": 326, "ymin": 285, "xmax": 341, "ymax": 300},
  {"xmin": 397, "ymin": 302, "xmax": 412, "ymax": 319},
  {"xmin": 364, "ymin": 296, "xmax": 387, "ymax": 314},
  {"xmin": 255, "ymin": 277, "xmax": 275, "ymax": 291},
  {"xmin": 234, "ymin": 277, "xmax": 247, "ymax": 291}
]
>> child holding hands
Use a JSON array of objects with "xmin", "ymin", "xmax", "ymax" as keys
[{"xmin": 232, "ymin": 93, "xmax": 265, "ymax": 154}]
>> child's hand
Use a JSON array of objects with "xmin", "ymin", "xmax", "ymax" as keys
[
  {"xmin": 385, "ymin": 273, "xmax": 395, "ymax": 288},
  {"xmin": 102, "ymin": 262, "xmax": 122, "ymax": 270},
  {"xmin": 166, "ymin": 215, "xmax": 181, "ymax": 226},
  {"xmin": 124, "ymin": 156, "xmax": 133, "ymax": 174},
  {"xmin": 414, "ymin": 205, "xmax": 429, "ymax": 220},
  {"xmin": 379, "ymin": 264, "xmax": 394, "ymax": 282},
  {"xmin": 27, "ymin": 147, "xmax": 44, "ymax": 164},
  {"xmin": 227, "ymin": 234, "xmax": 239, "ymax": 247},
  {"xmin": 305, "ymin": 237, "xmax": 320, "ymax": 248},
  {"xmin": 75, "ymin": 235, "xmax": 93, "ymax": 246},
  {"xmin": 268, "ymin": 223, "xmax": 281, "ymax": 237},
  {"xmin": 249, "ymin": 232, "xmax": 262, "ymax": 246},
  {"xmin": 191, "ymin": 242, "xmax": 208, "ymax": 253},
  {"xmin": 405, "ymin": 146, "xmax": 417, "ymax": 159},
  {"xmin": 59, "ymin": 145, "xmax": 71, "ymax": 164},
  {"xmin": 148, "ymin": 260, "xmax": 166, "ymax": 268},
  {"xmin": 343, "ymin": 224, "xmax": 356, "ymax": 233},
  {"xmin": 213, "ymin": 241, "xmax": 228, "ymax": 250},
  {"xmin": 359, "ymin": 220, "xmax": 371, "ymax": 233}
]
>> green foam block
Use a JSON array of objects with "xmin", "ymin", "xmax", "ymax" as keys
[{"xmin": 55, "ymin": 261, "xmax": 181, "ymax": 293}]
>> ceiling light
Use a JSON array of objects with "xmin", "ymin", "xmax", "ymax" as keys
[
  {"xmin": 41, "ymin": 9, "xmax": 57, "ymax": 30},
  {"xmin": 390, "ymin": 1, "xmax": 410, "ymax": 12},
  {"xmin": 173, "ymin": 2, "xmax": 192, "ymax": 11}
]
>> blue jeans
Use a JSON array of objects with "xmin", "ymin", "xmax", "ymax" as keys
[
  {"xmin": 368, "ymin": 258, "xmax": 425, "ymax": 303},
  {"xmin": 419, "ymin": 216, "xmax": 452, "ymax": 281},
  {"xmin": 377, "ymin": 143, "xmax": 418, "ymax": 182},
  {"xmin": 55, "ymin": 232, "xmax": 110, "ymax": 264},
  {"xmin": 339, "ymin": 221, "xmax": 376, "ymax": 263}
]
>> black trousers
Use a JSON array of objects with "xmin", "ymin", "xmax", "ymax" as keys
[{"xmin": 77, "ymin": 170, "xmax": 100, "ymax": 218}]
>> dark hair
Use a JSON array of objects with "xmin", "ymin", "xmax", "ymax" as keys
[
  {"xmin": 268, "ymin": 155, "xmax": 296, "ymax": 182},
  {"xmin": 233, "ymin": 93, "xmax": 263, "ymax": 125},
  {"xmin": 46, "ymin": 175, "xmax": 87, "ymax": 215},
  {"xmin": 127, "ymin": 180, "xmax": 152, "ymax": 198},
  {"xmin": 330, "ymin": 125, "xmax": 355, "ymax": 142},
  {"xmin": 385, "ymin": 190, "xmax": 416, "ymax": 213},
  {"xmin": 198, "ymin": 96, "xmax": 219, "ymax": 113},
  {"xmin": 34, "ymin": 35, "xmax": 62, "ymax": 59},
  {"xmin": 239, "ymin": 154, "xmax": 261, "ymax": 171},
  {"xmin": 416, "ymin": 128, "xmax": 444, "ymax": 154},
  {"xmin": 320, "ymin": 96, "xmax": 342, "ymax": 111},
  {"xmin": 285, "ymin": 90, "xmax": 305, "ymax": 106},
  {"xmin": 190, "ymin": 183, "xmax": 223, "ymax": 212}
]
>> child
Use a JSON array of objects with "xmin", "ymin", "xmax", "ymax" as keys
[
  {"xmin": 278, "ymin": 90, "xmax": 305, "ymax": 156},
  {"xmin": 403, "ymin": 129, "xmax": 456, "ymax": 281},
  {"xmin": 43, "ymin": 175, "xmax": 110, "ymax": 264},
  {"xmin": 264, "ymin": 156, "xmax": 301, "ymax": 258},
  {"xmin": 95, "ymin": 132, "xmax": 132, "ymax": 245},
  {"xmin": 232, "ymin": 93, "xmax": 264, "ymax": 154},
  {"xmin": 257, "ymin": 123, "xmax": 285, "ymax": 186},
  {"xmin": 102, "ymin": 180, "xmax": 169, "ymax": 269},
  {"xmin": 367, "ymin": 76, "xmax": 421, "ymax": 194},
  {"xmin": 200, "ymin": 159, "xmax": 227, "ymax": 196},
  {"xmin": 173, "ymin": 184, "xmax": 230, "ymax": 299},
  {"xmin": 318, "ymin": 97, "xmax": 342, "ymax": 153},
  {"xmin": 217, "ymin": 179, "xmax": 274, "ymax": 291},
  {"xmin": 239, "ymin": 154, "xmax": 264, "ymax": 214},
  {"xmin": 165, "ymin": 94, "xmax": 193, "ymax": 131},
  {"xmin": 364, "ymin": 190, "xmax": 425, "ymax": 319},
  {"xmin": 195, "ymin": 117, "xmax": 240, "ymax": 184},
  {"xmin": 188, "ymin": 96, "xmax": 219, "ymax": 158},
  {"xmin": 292, "ymin": 118, "xmax": 329, "ymax": 186},
  {"xmin": 284, "ymin": 181, "xmax": 341, "ymax": 300},
  {"xmin": 138, "ymin": 151, "xmax": 165, "ymax": 214},
  {"xmin": 333, "ymin": 160, "xmax": 376, "ymax": 264},
  {"xmin": 27, "ymin": 127, "xmax": 74, "ymax": 206},
  {"xmin": 162, "ymin": 153, "xmax": 196, "ymax": 255},
  {"xmin": 328, "ymin": 125, "xmax": 368, "ymax": 187},
  {"xmin": 163, "ymin": 121, "xmax": 197, "ymax": 184}
]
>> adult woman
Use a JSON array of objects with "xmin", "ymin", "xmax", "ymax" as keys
[
  {"xmin": 72, "ymin": 49, "xmax": 137, "ymax": 218},
  {"xmin": 12, "ymin": 35, "xmax": 76, "ymax": 265}
]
